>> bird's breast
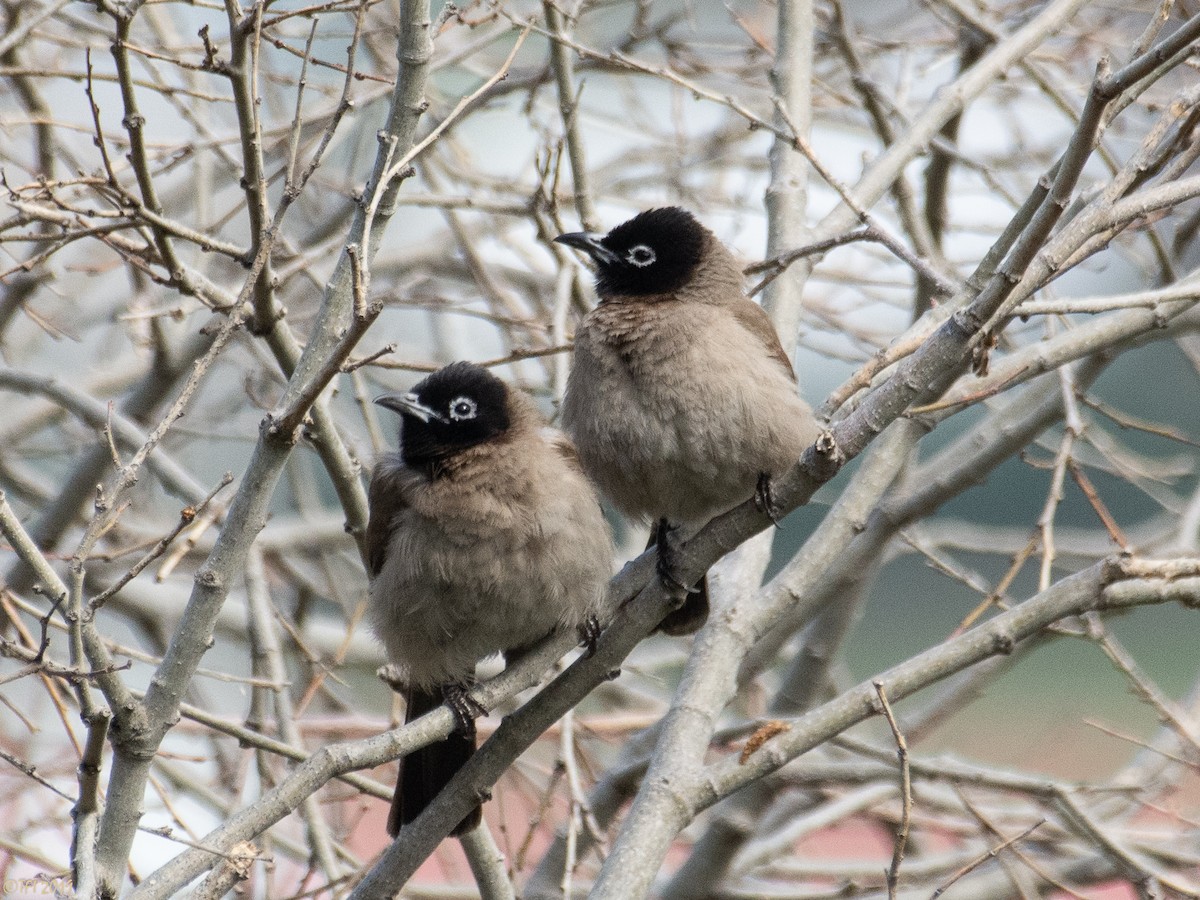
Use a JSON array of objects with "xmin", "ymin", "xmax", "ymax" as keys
[
  {"xmin": 367, "ymin": 439, "xmax": 613, "ymax": 689},
  {"xmin": 564, "ymin": 300, "xmax": 817, "ymax": 523}
]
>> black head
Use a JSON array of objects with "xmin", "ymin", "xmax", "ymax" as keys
[
  {"xmin": 554, "ymin": 207, "xmax": 708, "ymax": 299},
  {"xmin": 375, "ymin": 362, "xmax": 511, "ymax": 468}
]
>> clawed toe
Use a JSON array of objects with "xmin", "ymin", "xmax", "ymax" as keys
[
  {"xmin": 578, "ymin": 614, "xmax": 602, "ymax": 656},
  {"xmin": 443, "ymin": 682, "xmax": 486, "ymax": 735},
  {"xmin": 755, "ymin": 472, "xmax": 782, "ymax": 527}
]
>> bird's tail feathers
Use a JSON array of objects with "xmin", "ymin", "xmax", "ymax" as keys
[{"xmin": 387, "ymin": 686, "xmax": 480, "ymax": 838}]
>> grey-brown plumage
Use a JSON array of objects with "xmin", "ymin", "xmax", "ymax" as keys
[
  {"xmin": 366, "ymin": 362, "xmax": 614, "ymax": 837},
  {"xmin": 557, "ymin": 208, "xmax": 818, "ymax": 634}
]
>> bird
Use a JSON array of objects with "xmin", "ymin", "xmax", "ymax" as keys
[
  {"xmin": 366, "ymin": 361, "xmax": 614, "ymax": 837},
  {"xmin": 556, "ymin": 207, "xmax": 819, "ymax": 635}
]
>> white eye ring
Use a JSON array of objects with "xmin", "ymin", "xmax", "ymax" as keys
[
  {"xmin": 448, "ymin": 396, "xmax": 477, "ymax": 421},
  {"xmin": 626, "ymin": 244, "xmax": 656, "ymax": 267}
]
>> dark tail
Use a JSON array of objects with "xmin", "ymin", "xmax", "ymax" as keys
[
  {"xmin": 656, "ymin": 575, "xmax": 710, "ymax": 635},
  {"xmin": 649, "ymin": 522, "xmax": 711, "ymax": 636},
  {"xmin": 387, "ymin": 687, "xmax": 480, "ymax": 838}
]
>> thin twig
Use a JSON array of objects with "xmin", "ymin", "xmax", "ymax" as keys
[
  {"xmin": 874, "ymin": 682, "xmax": 911, "ymax": 899},
  {"xmin": 90, "ymin": 474, "xmax": 234, "ymax": 610},
  {"xmin": 931, "ymin": 819, "xmax": 1047, "ymax": 898}
]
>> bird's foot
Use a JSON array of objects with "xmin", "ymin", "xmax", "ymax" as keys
[
  {"xmin": 443, "ymin": 682, "xmax": 486, "ymax": 736},
  {"xmin": 578, "ymin": 614, "xmax": 602, "ymax": 657},
  {"xmin": 755, "ymin": 472, "xmax": 783, "ymax": 527},
  {"xmin": 655, "ymin": 518, "xmax": 699, "ymax": 595}
]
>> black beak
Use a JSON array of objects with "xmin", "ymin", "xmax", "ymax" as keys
[
  {"xmin": 375, "ymin": 392, "xmax": 446, "ymax": 424},
  {"xmin": 554, "ymin": 231, "xmax": 618, "ymax": 265}
]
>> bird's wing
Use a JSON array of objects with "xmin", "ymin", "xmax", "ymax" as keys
[
  {"xmin": 728, "ymin": 298, "xmax": 796, "ymax": 381},
  {"xmin": 365, "ymin": 457, "xmax": 409, "ymax": 579}
]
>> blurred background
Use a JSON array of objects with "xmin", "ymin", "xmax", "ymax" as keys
[{"xmin": 1, "ymin": 0, "xmax": 1198, "ymax": 896}]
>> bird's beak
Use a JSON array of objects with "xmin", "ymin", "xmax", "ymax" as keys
[
  {"xmin": 554, "ymin": 231, "xmax": 618, "ymax": 265},
  {"xmin": 374, "ymin": 392, "xmax": 446, "ymax": 423}
]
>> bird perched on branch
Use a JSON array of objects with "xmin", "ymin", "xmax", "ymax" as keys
[
  {"xmin": 557, "ymin": 207, "xmax": 818, "ymax": 635},
  {"xmin": 367, "ymin": 362, "xmax": 614, "ymax": 837}
]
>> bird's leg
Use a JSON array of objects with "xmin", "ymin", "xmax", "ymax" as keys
[
  {"xmin": 655, "ymin": 518, "xmax": 699, "ymax": 595},
  {"xmin": 755, "ymin": 472, "xmax": 783, "ymax": 527},
  {"xmin": 442, "ymin": 682, "xmax": 486, "ymax": 736},
  {"xmin": 577, "ymin": 614, "xmax": 602, "ymax": 656}
]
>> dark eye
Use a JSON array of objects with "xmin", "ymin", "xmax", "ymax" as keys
[
  {"xmin": 626, "ymin": 244, "xmax": 656, "ymax": 267},
  {"xmin": 448, "ymin": 396, "xmax": 477, "ymax": 421}
]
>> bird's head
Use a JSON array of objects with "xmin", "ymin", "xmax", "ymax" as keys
[
  {"xmin": 555, "ymin": 207, "xmax": 708, "ymax": 299},
  {"xmin": 375, "ymin": 362, "xmax": 511, "ymax": 468}
]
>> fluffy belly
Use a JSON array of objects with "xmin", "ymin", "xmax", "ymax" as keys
[
  {"xmin": 369, "ymin": 531, "xmax": 579, "ymax": 689},
  {"xmin": 564, "ymin": 307, "xmax": 815, "ymax": 527},
  {"xmin": 573, "ymin": 408, "xmax": 790, "ymax": 525}
]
